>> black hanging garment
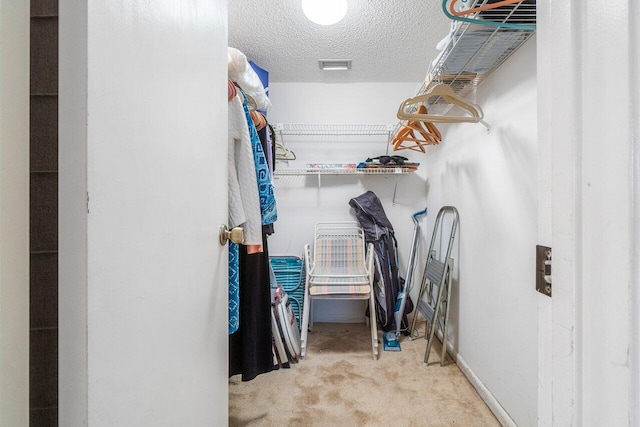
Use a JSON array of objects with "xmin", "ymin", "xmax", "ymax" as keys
[
  {"xmin": 256, "ymin": 124, "xmax": 275, "ymax": 236},
  {"xmin": 229, "ymin": 233, "xmax": 274, "ymax": 381},
  {"xmin": 229, "ymin": 119, "xmax": 278, "ymax": 381},
  {"xmin": 349, "ymin": 191, "xmax": 413, "ymax": 332}
]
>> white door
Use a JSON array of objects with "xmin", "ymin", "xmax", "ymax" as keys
[{"xmin": 59, "ymin": 1, "xmax": 230, "ymax": 425}]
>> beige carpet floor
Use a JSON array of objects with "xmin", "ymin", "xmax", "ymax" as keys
[{"xmin": 229, "ymin": 321, "xmax": 500, "ymax": 427}]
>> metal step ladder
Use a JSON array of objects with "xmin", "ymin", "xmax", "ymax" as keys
[{"xmin": 410, "ymin": 206, "xmax": 459, "ymax": 366}]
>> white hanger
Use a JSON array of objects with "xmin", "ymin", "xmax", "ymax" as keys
[{"xmin": 397, "ymin": 84, "xmax": 484, "ymax": 124}]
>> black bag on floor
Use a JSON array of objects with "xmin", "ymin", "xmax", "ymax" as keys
[{"xmin": 349, "ymin": 191, "xmax": 413, "ymax": 332}]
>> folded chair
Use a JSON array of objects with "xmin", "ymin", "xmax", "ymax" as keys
[{"xmin": 300, "ymin": 222, "xmax": 378, "ymax": 360}]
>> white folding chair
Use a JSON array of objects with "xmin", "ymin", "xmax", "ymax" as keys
[{"xmin": 300, "ymin": 221, "xmax": 378, "ymax": 360}]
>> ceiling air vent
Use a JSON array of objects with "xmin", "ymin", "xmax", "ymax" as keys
[{"xmin": 318, "ymin": 59, "xmax": 352, "ymax": 71}]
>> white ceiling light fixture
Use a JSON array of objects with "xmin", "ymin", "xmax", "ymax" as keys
[{"xmin": 302, "ymin": 0, "xmax": 348, "ymax": 25}]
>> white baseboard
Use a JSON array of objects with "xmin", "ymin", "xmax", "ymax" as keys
[{"xmin": 436, "ymin": 331, "xmax": 517, "ymax": 427}]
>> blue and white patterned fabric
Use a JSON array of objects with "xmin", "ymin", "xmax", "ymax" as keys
[
  {"xmin": 228, "ymin": 242, "xmax": 240, "ymax": 334},
  {"xmin": 239, "ymin": 91, "xmax": 277, "ymax": 225}
]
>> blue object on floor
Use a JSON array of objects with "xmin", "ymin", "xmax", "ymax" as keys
[
  {"xmin": 269, "ymin": 256, "xmax": 305, "ymax": 329},
  {"xmin": 383, "ymin": 331, "xmax": 401, "ymax": 351}
]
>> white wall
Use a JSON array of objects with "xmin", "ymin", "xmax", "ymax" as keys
[
  {"xmin": 421, "ymin": 38, "xmax": 538, "ymax": 427},
  {"xmin": 268, "ymin": 82, "xmax": 430, "ymax": 322},
  {"xmin": 59, "ymin": 1, "xmax": 229, "ymax": 425},
  {"xmin": 0, "ymin": 3, "xmax": 30, "ymax": 426}
]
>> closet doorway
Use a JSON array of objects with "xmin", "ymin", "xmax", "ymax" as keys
[{"xmin": 227, "ymin": 1, "xmax": 538, "ymax": 426}]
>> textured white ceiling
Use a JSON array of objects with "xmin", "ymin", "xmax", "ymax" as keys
[{"xmin": 228, "ymin": 0, "xmax": 452, "ymax": 83}]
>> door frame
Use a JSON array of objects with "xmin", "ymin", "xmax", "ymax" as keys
[
  {"xmin": 537, "ymin": 1, "xmax": 639, "ymax": 425},
  {"xmin": 0, "ymin": 2, "xmax": 30, "ymax": 426}
]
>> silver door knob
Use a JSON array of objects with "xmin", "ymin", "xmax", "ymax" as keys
[{"xmin": 219, "ymin": 225, "xmax": 244, "ymax": 245}]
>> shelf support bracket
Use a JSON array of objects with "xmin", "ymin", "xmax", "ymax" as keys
[{"xmin": 392, "ymin": 175, "xmax": 399, "ymax": 205}]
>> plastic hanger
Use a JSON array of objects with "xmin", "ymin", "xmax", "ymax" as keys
[
  {"xmin": 392, "ymin": 106, "xmax": 442, "ymax": 152},
  {"xmin": 394, "ymin": 120, "xmax": 440, "ymax": 145},
  {"xmin": 392, "ymin": 129, "xmax": 426, "ymax": 153},
  {"xmin": 275, "ymin": 142, "xmax": 296, "ymax": 161},
  {"xmin": 404, "ymin": 118, "xmax": 442, "ymax": 143},
  {"xmin": 392, "ymin": 128, "xmax": 440, "ymax": 152},
  {"xmin": 449, "ymin": 0, "xmax": 524, "ymax": 17},
  {"xmin": 394, "ymin": 106, "xmax": 441, "ymax": 148},
  {"xmin": 442, "ymin": 0, "xmax": 536, "ymax": 31},
  {"xmin": 244, "ymin": 92, "xmax": 258, "ymax": 111},
  {"xmin": 250, "ymin": 110, "xmax": 266, "ymax": 131},
  {"xmin": 228, "ymin": 79, "xmax": 237, "ymax": 101},
  {"xmin": 397, "ymin": 83, "xmax": 484, "ymax": 124},
  {"xmin": 393, "ymin": 117, "xmax": 428, "ymax": 152},
  {"xmin": 233, "ymin": 83, "xmax": 259, "ymax": 111}
]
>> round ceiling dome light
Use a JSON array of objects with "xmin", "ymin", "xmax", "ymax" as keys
[{"xmin": 301, "ymin": 0, "xmax": 348, "ymax": 25}]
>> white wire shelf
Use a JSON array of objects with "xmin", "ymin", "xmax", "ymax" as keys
[
  {"xmin": 273, "ymin": 167, "xmax": 415, "ymax": 176},
  {"xmin": 275, "ymin": 123, "xmax": 394, "ymax": 136},
  {"xmin": 273, "ymin": 166, "xmax": 416, "ymax": 204},
  {"xmin": 394, "ymin": 0, "xmax": 536, "ymax": 134}
]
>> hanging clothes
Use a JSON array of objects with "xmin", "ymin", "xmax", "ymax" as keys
[
  {"xmin": 229, "ymin": 233, "xmax": 274, "ymax": 381},
  {"xmin": 227, "ymin": 49, "xmax": 278, "ymax": 380},
  {"xmin": 238, "ymin": 89, "xmax": 277, "ymax": 227},
  {"xmin": 228, "ymin": 92, "xmax": 263, "ymax": 246},
  {"xmin": 228, "ymin": 86, "xmax": 263, "ymax": 335},
  {"xmin": 256, "ymin": 125, "xmax": 272, "ymax": 175},
  {"xmin": 256, "ymin": 123, "xmax": 275, "ymax": 236},
  {"xmin": 228, "ymin": 84, "xmax": 277, "ymax": 381},
  {"xmin": 228, "ymin": 242, "xmax": 240, "ymax": 334}
]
